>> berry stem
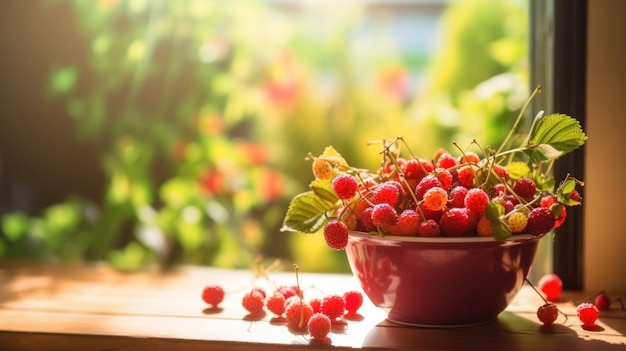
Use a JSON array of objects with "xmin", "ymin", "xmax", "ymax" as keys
[
  {"xmin": 293, "ymin": 264, "xmax": 306, "ymax": 329},
  {"xmin": 526, "ymin": 278, "xmax": 568, "ymax": 324},
  {"xmin": 496, "ymin": 85, "xmax": 541, "ymax": 155}
]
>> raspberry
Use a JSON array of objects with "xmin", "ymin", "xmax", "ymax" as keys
[
  {"xmin": 569, "ymin": 190, "xmax": 582, "ymax": 202},
  {"xmin": 266, "ymin": 292, "xmax": 286, "ymax": 316},
  {"xmin": 595, "ymin": 292, "xmax": 611, "ymax": 311},
  {"xmin": 456, "ymin": 166, "xmax": 475, "ymax": 188},
  {"xmin": 321, "ymin": 294, "xmax": 346, "ymax": 320},
  {"xmin": 490, "ymin": 183, "xmax": 507, "ymax": 197},
  {"xmin": 512, "ymin": 177, "xmax": 537, "ymax": 200},
  {"xmin": 435, "ymin": 168, "xmax": 454, "ymax": 190},
  {"xmin": 492, "ymin": 164, "xmax": 510, "ymax": 182},
  {"xmin": 251, "ymin": 287, "xmax": 266, "ymax": 299},
  {"xmin": 440, "ymin": 208, "xmax": 469, "ymax": 237},
  {"xmin": 415, "ymin": 175, "xmax": 442, "ymax": 200},
  {"xmin": 309, "ymin": 297, "xmax": 322, "ymax": 313},
  {"xmin": 357, "ymin": 206, "xmax": 377, "ymax": 232},
  {"xmin": 436, "ymin": 152, "xmax": 458, "ymax": 169},
  {"xmin": 312, "ymin": 158, "xmax": 335, "ymax": 180},
  {"xmin": 371, "ymin": 203, "xmax": 399, "ymax": 228},
  {"xmin": 458, "ymin": 151, "xmax": 480, "ymax": 165},
  {"xmin": 538, "ymin": 273, "xmax": 562, "ymax": 302},
  {"xmin": 421, "ymin": 186, "xmax": 448, "ymax": 212},
  {"xmin": 526, "ymin": 207, "xmax": 556, "ymax": 236},
  {"xmin": 332, "ymin": 173, "xmax": 358, "ymax": 200},
  {"xmin": 323, "ymin": 220, "xmax": 349, "ymax": 250},
  {"xmin": 577, "ymin": 303, "xmax": 599, "ymax": 328},
  {"xmin": 307, "ymin": 312, "xmax": 331, "ymax": 339},
  {"xmin": 537, "ymin": 303, "xmax": 559, "ymax": 326},
  {"xmin": 417, "ymin": 219, "xmax": 441, "ymax": 237},
  {"xmin": 386, "ymin": 209, "xmax": 420, "ymax": 236},
  {"xmin": 464, "ymin": 188, "xmax": 489, "ymax": 215},
  {"xmin": 373, "ymin": 181, "xmax": 400, "ymax": 206},
  {"xmin": 285, "ymin": 300, "xmax": 314, "ymax": 329},
  {"xmin": 242, "ymin": 290, "xmax": 265, "ymax": 315},
  {"xmin": 476, "ymin": 215, "xmax": 493, "ymax": 237},
  {"xmin": 506, "ymin": 211, "xmax": 528, "ymax": 233},
  {"xmin": 343, "ymin": 290, "xmax": 364, "ymax": 316},
  {"xmin": 277, "ymin": 285, "xmax": 299, "ymax": 299},
  {"xmin": 202, "ymin": 285, "xmax": 225, "ymax": 308},
  {"xmin": 448, "ymin": 186, "xmax": 468, "ymax": 208}
]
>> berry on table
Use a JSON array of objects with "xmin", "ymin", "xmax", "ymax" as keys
[
  {"xmin": 320, "ymin": 294, "xmax": 346, "ymax": 321},
  {"xmin": 538, "ymin": 273, "xmax": 562, "ymax": 302},
  {"xmin": 595, "ymin": 292, "xmax": 613, "ymax": 311},
  {"xmin": 577, "ymin": 302, "xmax": 599, "ymax": 328},
  {"xmin": 266, "ymin": 292, "xmax": 287, "ymax": 317},
  {"xmin": 537, "ymin": 303, "xmax": 559, "ymax": 326},
  {"xmin": 202, "ymin": 285, "xmax": 225, "ymax": 308},
  {"xmin": 285, "ymin": 300, "xmax": 314, "ymax": 329},
  {"xmin": 307, "ymin": 312, "xmax": 332, "ymax": 339},
  {"xmin": 242, "ymin": 290, "xmax": 265, "ymax": 316},
  {"xmin": 343, "ymin": 290, "xmax": 364, "ymax": 316},
  {"xmin": 323, "ymin": 220, "xmax": 349, "ymax": 250}
]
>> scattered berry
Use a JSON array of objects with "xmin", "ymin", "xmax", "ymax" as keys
[
  {"xmin": 285, "ymin": 300, "xmax": 314, "ymax": 329},
  {"xmin": 343, "ymin": 290, "xmax": 364, "ymax": 316},
  {"xmin": 595, "ymin": 292, "xmax": 612, "ymax": 311},
  {"xmin": 321, "ymin": 294, "xmax": 346, "ymax": 321},
  {"xmin": 537, "ymin": 303, "xmax": 559, "ymax": 326},
  {"xmin": 577, "ymin": 303, "xmax": 599, "ymax": 328},
  {"xmin": 323, "ymin": 220, "xmax": 349, "ymax": 250},
  {"xmin": 266, "ymin": 292, "xmax": 286, "ymax": 316},
  {"xmin": 242, "ymin": 290, "xmax": 265, "ymax": 315},
  {"xmin": 202, "ymin": 285, "xmax": 225, "ymax": 308},
  {"xmin": 307, "ymin": 312, "xmax": 332, "ymax": 339},
  {"xmin": 332, "ymin": 173, "xmax": 358, "ymax": 200},
  {"xmin": 309, "ymin": 297, "xmax": 323, "ymax": 313},
  {"xmin": 538, "ymin": 274, "xmax": 562, "ymax": 302}
]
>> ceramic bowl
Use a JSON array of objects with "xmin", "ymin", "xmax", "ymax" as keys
[{"xmin": 345, "ymin": 231, "xmax": 542, "ymax": 327}]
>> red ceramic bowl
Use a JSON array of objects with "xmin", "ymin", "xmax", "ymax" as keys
[{"xmin": 345, "ymin": 231, "xmax": 542, "ymax": 327}]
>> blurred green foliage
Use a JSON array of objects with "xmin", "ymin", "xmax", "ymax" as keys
[{"xmin": 0, "ymin": 0, "xmax": 528, "ymax": 271}]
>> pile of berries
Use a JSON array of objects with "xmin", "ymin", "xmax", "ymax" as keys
[
  {"xmin": 202, "ymin": 283, "xmax": 364, "ymax": 340},
  {"xmin": 282, "ymin": 103, "xmax": 586, "ymax": 249}
]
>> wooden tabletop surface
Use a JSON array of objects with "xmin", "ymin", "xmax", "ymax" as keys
[{"xmin": 0, "ymin": 260, "xmax": 624, "ymax": 350}]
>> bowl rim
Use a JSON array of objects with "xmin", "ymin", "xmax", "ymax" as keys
[{"xmin": 348, "ymin": 230, "xmax": 542, "ymax": 243}]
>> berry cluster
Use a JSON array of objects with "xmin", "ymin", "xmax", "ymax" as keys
[
  {"xmin": 283, "ymin": 105, "xmax": 586, "ymax": 249},
  {"xmin": 201, "ymin": 283, "xmax": 364, "ymax": 341}
]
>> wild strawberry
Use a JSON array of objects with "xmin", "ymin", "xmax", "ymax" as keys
[
  {"xmin": 464, "ymin": 188, "xmax": 489, "ymax": 216},
  {"xmin": 422, "ymin": 186, "xmax": 448, "ymax": 212},
  {"xmin": 595, "ymin": 292, "xmax": 612, "ymax": 311},
  {"xmin": 321, "ymin": 294, "xmax": 346, "ymax": 321},
  {"xmin": 371, "ymin": 203, "xmax": 399, "ymax": 228},
  {"xmin": 386, "ymin": 209, "xmax": 420, "ymax": 236},
  {"xmin": 307, "ymin": 312, "xmax": 331, "ymax": 339},
  {"xmin": 569, "ymin": 189, "xmax": 582, "ymax": 202},
  {"xmin": 343, "ymin": 290, "xmax": 363, "ymax": 316},
  {"xmin": 436, "ymin": 152, "xmax": 458, "ymax": 169},
  {"xmin": 512, "ymin": 177, "xmax": 536, "ymax": 200},
  {"xmin": 202, "ymin": 285, "xmax": 225, "ymax": 308},
  {"xmin": 456, "ymin": 166, "xmax": 475, "ymax": 188},
  {"xmin": 312, "ymin": 158, "xmax": 335, "ymax": 180},
  {"xmin": 357, "ymin": 207, "xmax": 377, "ymax": 232},
  {"xmin": 492, "ymin": 164, "xmax": 510, "ymax": 182},
  {"xmin": 415, "ymin": 175, "xmax": 442, "ymax": 200},
  {"xmin": 323, "ymin": 220, "xmax": 349, "ymax": 250},
  {"xmin": 435, "ymin": 168, "xmax": 453, "ymax": 190},
  {"xmin": 538, "ymin": 273, "xmax": 562, "ymax": 302},
  {"xmin": 476, "ymin": 215, "xmax": 493, "ymax": 237},
  {"xmin": 526, "ymin": 207, "xmax": 556, "ymax": 236},
  {"xmin": 309, "ymin": 297, "xmax": 323, "ymax": 313},
  {"xmin": 537, "ymin": 303, "xmax": 559, "ymax": 326},
  {"xmin": 266, "ymin": 292, "xmax": 286, "ymax": 316},
  {"xmin": 506, "ymin": 211, "xmax": 528, "ymax": 234},
  {"xmin": 277, "ymin": 285, "xmax": 299, "ymax": 299},
  {"xmin": 458, "ymin": 151, "xmax": 480, "ymax": 165},
  {"xmin": 449, "ymin": 186, "xmax": 468, "ymax": 208},
  {"xmin": 417, "ymin": 219, "xmax": 441, "ymax": 237},
  {"xmin": 242, "ymin": 290, "xmax": 265, "ymax": 315},
  {"xmin": 373, "ymin": 181, "xmax": 400, "ymax": 206},
  {"xmin": 440, "ymin": 208, "xmax": 470, "ymax": 237},
  {"xmin": 490, "ymin": 183, "xmax": 507, "ymax": 197},
  {"xmin": 285, "ymin": 300, "xmax": 314, "ymax": 329},
  {"xmin": 577, "ymin": 303, "xmax": 599, "ymax": 328},
  {"xmin": 332, "ymin": 173, "xmax": 358, "ymax": 200}
]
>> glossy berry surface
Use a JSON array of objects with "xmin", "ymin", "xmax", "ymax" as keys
[
  {"xmin": 321, "ymin": 294, "xmax": 346, "ymax": 321},
  {"xmin": 595, "ymin": 292, "xmax": 612, "ymax": 311},
  {"xmin": 332, "ymin": 173, "xmax": 358, "ymax": 200},
  {"xmin": 577, "ymin": 302, "xmax": 599, "ymax": 328},
  {"xmin": 343, "ymin": 290, "xmax": 364, "ymax": 316},
  {"xmin": 538, "ymin": 273, "xmax": 562, "ymax": 302},
  {"xmin": 323, "ymin": 220, "xmax": 349, "ymax": 250},
  {"xmin": 537, "ymin": 303, "xmax": 558, "ymax": 326}
]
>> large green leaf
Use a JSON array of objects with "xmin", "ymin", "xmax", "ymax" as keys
[
  {"xmin": 310, "ymin": 179, "xmax": 339, "ymax": 203},
  {"xmin": 281, "ymin": 191, "xmax": 336, "ymax": 233},
  {"xmin": 524, "ymin": 114, "xmax": 587, "ymax": 163}
]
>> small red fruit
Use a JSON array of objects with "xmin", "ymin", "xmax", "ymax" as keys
[
  {"xmin": 537, "ymin": 303, "xmax": 558, "ymax": 326},
  {"xmin": 307, "ymin": 312, "xmax": 332, "ymax": 339},
  {"xmin": 202, "ymin": 285, "xmax": 225, "ymax": 308},
  {"xmin": 285, "ymin": 300, "xmax": 314, "ymax": 329},
  {"xmin": 343, "ymin": 290, "xmax": 364, "ymax": 316},
  {"xmin": 595, "ymin": 292, "xmax": 612, "ymax": 311},
  {"xmin": 320, "ymin": 294, "xmax": 346, "ymax": 321},
  {"xmin": 266, "ymin": 292, "xmax": 286, "ymax": 316},
  {"xmin": 577, "ymin": 302, "xmax": 599, "ymax": 328},
  {"xmin": 323, "ymin": 220, "xmax": 349, "ymax": 250},
  {"xmin": 242, "ymin": 290, "xmax": 265, "ymax": 315},
  {"xmin": 331, "ymin": 173, "xmax": 358, "ymax": 200},
  {"xmin": 538, "ymin": 273, "xmax": 562, "ymax": 302}
]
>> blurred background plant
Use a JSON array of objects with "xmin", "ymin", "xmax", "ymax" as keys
[{"xmin": 0, "ymin": 0, "xmax": 528, "ymax": 271}]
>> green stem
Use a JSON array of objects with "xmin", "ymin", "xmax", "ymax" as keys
[{"xmin": 496, "ymin": 85, "xmax": 542, "ymax": 155}]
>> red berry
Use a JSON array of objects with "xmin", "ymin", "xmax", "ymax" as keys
[
  {"xmin": 323, "ymin": 220, "xmax": 349, "ymax": 250},
  {"xmin": 417, "ymin": 219, "xmax": 441, "ymax": 237},
  {"xmin": 449, "ymin": 186, "xmax": 468, "ymax": 208},
  {"xmin": 436, "ymin": 152, "xmax": 458, "ymax": 169},
  {"xmin": 439, "ymin": 208, "xmax": 470, "ymax": 237},
  {"xmin": 402, "ymin": 158, "xmax": 434, "ymax": 183},
  {"xmin": 422, "ymin": 186, "xmax": 448, "ymax": 212},
  {"xmin": 343, "ymin": 290, "xmax": 364, "ymax": 315},
  {"xmin": 266, "ymin": 292, "xmax": 286, "ymax": 316},
  {"xmin": 285, "ymin": 300, "xmax": 314, "ymax": 329},
  {"xmin": 373, "ymin": 181, "xmax": 400, "ymax": 206},
  {"xmin": 512, "ymin": 177, "xmax": 537, "ymax": 200},
  {"xmin": 464, "ymin": 188, "xmax": 489, "ymax": 216},
  {"xmin": 242, "ymin": 290, "xmax": 265, "ymax": 315},
  {"xmin": 526, "ymin": 207, "xmax": 556, "ymax": 236},
  {"xmin": 458, "ymin": 151, "xmax": 480, "ymax": 165},
  {"xmin": 371, "ymin": 203, "xmax": 399, "ymax": 228},
  {"xmin": 320, "ymin": 294, "xmax": 346, "ymax": 320},
  {"xmin": 490, "ymin": 183, "xmax": 507, "ymax": 197},
  {"xmin": 277, "ymin": 285, "xmax": 299, "ymax": 299},
  {"xmin": 307, "ymin": 312, "xmax": 331, "ymax": 339},
  {"xmin": 538, "ymin": 273, "xmax": 562, "ymax": 302},
  {"xmin": 492, "ymin": 164, "xmax": 510, "ymax": 182},
  {"xmin": 332, "ymin": 173, "xmax": 358, "ymax": 200},
  {"xmin": 595, "ymin": 292, "xmax": 612, "ymax": 311},
  {"xmin": 537, "ymin": 303, "xmax": 559, "ymax": 326},
  {"xmin": 415, "ymin": 175, "xmax": 442, "ymax": 200},
  {"xmin": 386, "ymin": 209, "xmax": 420, "ymax": 236},
  {"xmin": 435, "ymin": 168, "xmax": 454, "ymax": 190},
  {"xmin": 456, "ymin": 166, "xmax": 475, "ymax": 188},
  {"xmin": 577, "ymin": 303, "xmax": 599, "ymax": 328},
  {"xmin": 202, "ymin": 285, "xmax": 225, "ymax": 308},
  {"xmin": 309, "ymin": 297, "xmax": 323, "ymax": 313}
]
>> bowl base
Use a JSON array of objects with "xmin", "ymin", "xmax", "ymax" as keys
[{"xmin": 385, "ymin": 317, "xmax": 497, "ymax": 329}]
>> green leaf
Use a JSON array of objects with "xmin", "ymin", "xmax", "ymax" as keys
[
  {"xmin": 492, "ymin": 221, "xmax": 512, "ymax": 240},
  {"xmin": 484, "ymin": 200, "xmax": 504, "ymax": 221},
  {"xmin": 281, "ymin": 191, "xmax": 336, "ymax": 233},
  {"xmin": 524, "ymin": 114, "xmax": 587, "ymax": 163},
  {"xmin": 310, "ymin": 179, "xmax": 339, "ymax": 203}
]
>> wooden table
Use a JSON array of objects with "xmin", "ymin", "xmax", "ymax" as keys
[{"xmin": 0, "ymin": 261, "xmax": 624, "ymax": 350}]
